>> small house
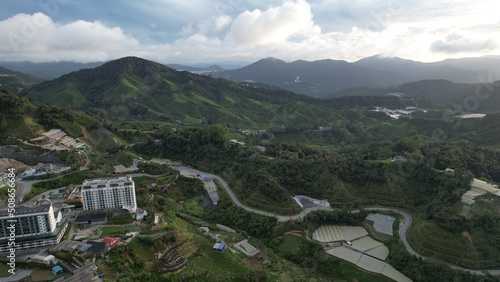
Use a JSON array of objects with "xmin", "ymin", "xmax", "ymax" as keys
[
  {"xmin": 102, "ymin": 237, "xmax": 120, "ymax": 248},
  {"xmin": 52, "ymin": 265, "xmax": 63, "ymax": 275},
  {"xmin": 213, "ymin": 242, "xmax": 226, "ymax": 253}
]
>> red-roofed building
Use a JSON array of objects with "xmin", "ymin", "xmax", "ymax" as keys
[{"xmin": 102, "ymin": 237, "xmax": 120, "ymax": 248}]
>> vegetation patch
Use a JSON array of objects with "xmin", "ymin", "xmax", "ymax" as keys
[{"xmin": 100, "ymin": 225, "xmax": 140, "ymax": 237}]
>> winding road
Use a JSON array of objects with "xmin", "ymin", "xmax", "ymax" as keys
[
  {"xmin": 6, "ymin": 162, "xmax": 498, "ymax": 276},
  {"xmin": 177, "ymin": 166, "xmax": 500, "ymax": 276}
]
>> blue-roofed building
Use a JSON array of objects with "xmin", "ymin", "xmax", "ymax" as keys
[
  {"xmin": 79, "ymin": 243, "xmax": 92, "ymax": 252},
  {"xmin": 213, "ymin": 242, "xmax": 225, "ymax": 253},
  {"xmin": 52, "ymin": 265, "xmax": 63, "ymax": 275}
]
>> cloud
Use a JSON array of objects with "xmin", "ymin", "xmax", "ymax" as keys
[
  {"xmin": 430, "ymin": 33, "xmax": 497, "ymax": 54},
  {"xmin": 0, "ymin": 12, "xmax": 139, "ymax": 62},
  {"xmin": 227, "ymin": 0, "xmax": 317, "ymax": 45},
  {"xmin": 1, "ymin": 1, "xmax": 500, "ymax": 64}
]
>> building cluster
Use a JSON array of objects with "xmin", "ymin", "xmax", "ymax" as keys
[
  {"xmin": 30, "ymin": 129, "xmax": 85, "ymax": 149},
  {"xmin": 372, "ymin": 106, "xmax": 420, "ymax": 119},
  {"xmin": 22, "ymin": 163, "xmax": 72, "ymax": 178},
  {"xmin": 0, "ymin": 175, "xmax": 141, "ymax": 281},
  {"xmin": 312, "ymin": 222, "xmax": 411, "ymax": 282}
]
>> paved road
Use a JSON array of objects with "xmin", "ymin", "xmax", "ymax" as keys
[
  {"xmin": 7, "ymin": 163, "xmax": 499, "ymax": 276},
  {"xmin": 12, "ymin": 168, "xmax": 89, "ymax": 204},
  {"xmin": 362, "ymin": 207, "xmax": 422, "ymax": 259},
  {"xmin": 176, "ymin": 166, "xmax": 500, "ymax": 276}
]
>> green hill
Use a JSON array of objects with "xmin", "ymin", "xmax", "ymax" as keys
[
  {"xmin": 0, "ymin": 90, "xmax": 100, "ymax": 141},
  {"xmin": 24, "ymin": 57, "xmax": 405, "ymax": 129},
  {"xmin": 0, "ymin": 66, "xmax": 43, "ymax": 94}
]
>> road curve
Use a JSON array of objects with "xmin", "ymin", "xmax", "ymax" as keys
[
  {"xmin": 177, "ymin": 166, "xmax": 499, "ymax": 276},
  {"xmin": 8, "ymin": 164, "xmax": 498, "ymax": 276}
]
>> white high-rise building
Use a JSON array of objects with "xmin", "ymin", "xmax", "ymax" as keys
[
  {"xmin": 0, "ymin": 204, "xmax": 58, "ymax": 239},
  {"xmin": 81, "ymin": 176, "xmax": 137, "ymax": 213}
]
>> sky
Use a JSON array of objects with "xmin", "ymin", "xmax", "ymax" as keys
[{"xmin": 0, "ymin": 0, "xmax": 499, "ymax": 64}]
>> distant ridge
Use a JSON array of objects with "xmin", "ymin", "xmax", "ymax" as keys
[
  {"xmin": 216, "ymin": 55, "xmax": 500, "ymax": 97},
  {"xmin": 0, "ymin": 66, "xmax": 43, "ymax": 94},
  {"xmin": 0, "ymin": 61, "xmax": 104, "ymax": 79},
  {"xmin": 22, "ymin": 56, "xmax": 406, "ymax": 128},
  {"xmin": 216, "ymin": 58, "xmax": 408, "ymax": 97}
]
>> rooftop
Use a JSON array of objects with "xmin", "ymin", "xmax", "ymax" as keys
[
  {"xmin": 471, "ymin": 179, "xmax": 500, "ymax": 196},
  {"xmin": 82, "ymin": 176, "xmax": 133, "ymax": 190},
  {"xmin": 0, "ymin": 204, "xmax": 51, "ymax": 218},
  {"xmin": 102, "ymin": 237, "xmax": 120, "ymax": 247},
  {"xmin": 75, "ymin": 212, "xmax": 107, "ymax": 223},
  {"xmin": 54, "ymin": 261, "xmax": 100, "ymax": 282},
  {"xmin": 86, "ymin": 241, "xmax": 108, "ymax": 253},
  {"xmin": 366, "ymin": 213, "xmax": 395, "ymax": 237}
]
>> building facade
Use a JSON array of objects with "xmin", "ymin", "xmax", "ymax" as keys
[
  {"xmin": 0, "ymin": 205, "xmax": 57, "ymax": 239},
  {"xmin": 0, "ymin": 203, "xmax": 68, "ymax": 253},
  {"xmin": 81, "ymin": 176, "xmax": 137, "ymax": 213}
]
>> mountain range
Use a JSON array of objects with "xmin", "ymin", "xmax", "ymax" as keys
[
  {"xmin": 20, "ymin": 57, "xmax": 412, "ymax": 129},
  {"xmin": 167, "ymin": 64, "xmax": 224, "ymax": 73},
  {"xmin": 216, "ymin": 57, "xmax": 407, "ymax": 98},
  {"xmin": 2, "ymin": 55, "xmax": 500, "ymax": 150},
  {"xmin": 0, "ymin": 54, "xmax": 497, "ymax": 132},
  {"xmin": 333, "ymin": 79, "xmax": 500, "ymax": 114},
  {"xmin": 217, "ymin": 55, "xmax": 500, "ymax": 97},
  {"xmin": 0, "ymin": 61, "xmax": 103, "ymax": 79}
]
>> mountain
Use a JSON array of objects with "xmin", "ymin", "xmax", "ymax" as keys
[
  {"xmin": 0, "ymin": 66, "xmax": 43, "ymax": 94},
  {"xmin": 215, "ymin": 55, "xmax": 500, "ymax": 98},
  {"xmin": 167, "ymin": 64, "xmax": 224, "ymax": 73},
  {"xmin": 330, "ymin": 79, "xmax": 500, "ymax": 113},
  {"xmin": 437, "ymin": 56, "xmax": 500, "ymax": 79},
  {"xmin": 354, "ymin": 55, "xmax": 500, "ymax": 83},
  {"xmin": 23, "ymin": 56, "xmax": 407, "ymax": 129},
  {"xmin": 216, "ymin": 57, "xmax": 408, "ymax": 98},
  {"xmin": 0, "ymin": 61, "xmax": 104, "ymax": 79}
]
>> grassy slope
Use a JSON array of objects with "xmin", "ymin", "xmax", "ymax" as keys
[
  {"xmin": 0, "ymin": 66, "xmax": 43, "ymax": 94},
  {"xmin": 406, "ymin": 217, "xmax": 499, "ymax": 269},
  {"xmin": 23, "ymin": 57, "xmax": 406, "ymax": 129}
]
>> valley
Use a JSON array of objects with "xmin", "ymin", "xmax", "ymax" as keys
[{"xmin": 0, "ymin": 55, "xmax": 500, "ymax": 282}]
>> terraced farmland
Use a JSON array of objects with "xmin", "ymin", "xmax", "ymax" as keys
[
  {"xmin": 158, "ymin": 239, "xmax": 190, "ymax": 273},
  {"xmin": 406, "ymin": 219, "xmax": 500, "ymax": 268},
  {"xmin": 182, "ymin": 234, "xmax": 251, "ymax": 280}
]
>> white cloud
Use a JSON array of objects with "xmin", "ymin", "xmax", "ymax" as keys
[
  {"xmin": 0, "ymin": 0, "xmax": 499, "ymax": 64},
  {"xmin": 147, "ymin": 0, "xmax": 500, "ymax": 63},
  {"xmin": 0, "ymin": 13, "xmax": 139, "ymax": 62},
  {"xmin": 431, "ymin": 32, "xmax": 497, "ymax": 54}
]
